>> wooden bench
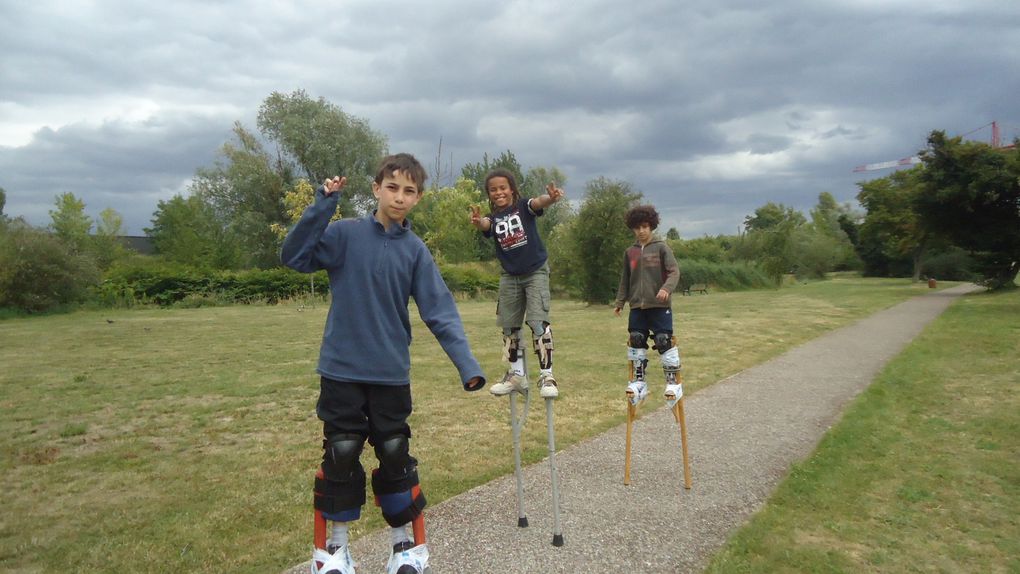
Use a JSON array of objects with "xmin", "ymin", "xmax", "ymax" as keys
[{"xmin": 681, "ymin": 283, "xmax": 708, "ymax": 296}]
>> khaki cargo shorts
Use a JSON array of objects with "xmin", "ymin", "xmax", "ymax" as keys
[{"xmin": 496, "ymin": 263, "xmax": 550, "ymax": 332}]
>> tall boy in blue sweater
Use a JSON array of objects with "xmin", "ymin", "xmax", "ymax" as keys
[{"xmin": 282, "ymin": 153, "xmax": 486, "ymax": 574}]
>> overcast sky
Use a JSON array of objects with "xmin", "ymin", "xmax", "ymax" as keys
[{"xmin": 2, "ymin": 0, "xmax": 1018, "ymax": 237}]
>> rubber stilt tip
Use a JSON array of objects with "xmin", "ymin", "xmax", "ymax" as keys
[
  {"xmin": 552, "ymin": 534, "xmax": 564, "ymax": 547},
  {"xmin": 518, "ymin": 516, "xmax": 529, "ymax": 528}
]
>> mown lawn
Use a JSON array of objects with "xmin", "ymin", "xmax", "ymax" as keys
[
  {"xmin": 0, "ymin": 278, "xmax": 951, "ymax": 572},
  {"xmin": 705, "ymin": 287, "xmax": 1019, "ymax": 573}
]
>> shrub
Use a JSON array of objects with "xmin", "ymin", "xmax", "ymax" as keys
[
  {"xmin": 97, "ymin": 258, "xmax": 328, "ymax": 306},
  {"xmin": 438, "ymin": 262, "xmax": 499, "ymax": 294},
  {"xmin": 921, "ymin": 247, "xmax": 979, "ymax": 281},
  {"xmin": 675, "ymin": 259, "xmax": 774, "ymax": 292},
  {"xmin": 0, "ymin": 221, "xmax": 100, "ymax": 313}
]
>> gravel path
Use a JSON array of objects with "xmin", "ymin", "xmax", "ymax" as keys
[{"xmin": 286, "ymin": 284, "xmax": 979, "ymax": 574}]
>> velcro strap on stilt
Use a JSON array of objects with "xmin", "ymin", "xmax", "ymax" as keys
[
  {"xmin": 314, "ymin": 474, "xmax": 366, "ymax": 514},
  {"xmin": 376, "ymin": 489, "xmax": 427, "ymax": 528},
  {"xmin": 371, "ymin": 468, "xmax": 427, "ymax": 527}
]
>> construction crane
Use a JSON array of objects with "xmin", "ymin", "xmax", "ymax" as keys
[{"xmin": 853, "ymin": 121, "xmax": 1016, "ymax": 173}]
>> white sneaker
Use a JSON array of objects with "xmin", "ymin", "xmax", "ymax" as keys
[
  {"xmin": 386, "ymin": 541, "xmax": 429, "ymax": 574},
  {"xmin": 665, "ymin": 383, "xmax": 683, "ymax": 407},
  {"xmin": 490, "ymin": 370, "xmax": 528, "ymax": 396},
  {"xmin": 312, "ymin": 545, "xmax": 356, "ymax": 574},
  {"xmin": 626, "ymin": 380, "xmax": 648, "ymax": 405},
  {"xmin": 538, "ymin": 372, "xmax": 559, "ymax": 398}
]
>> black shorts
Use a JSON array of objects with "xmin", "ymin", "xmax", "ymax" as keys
[
  {"xmin": 627, "ymin": 307, "xmax": 674, "ymax": 337},
  {"xmin": 317, "ymin": 377, "xmax": 412, "ymax": 444}
]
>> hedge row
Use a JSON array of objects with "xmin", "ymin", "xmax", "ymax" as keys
[
  {"xmin": 673, "ymin": 259, "xmax": 774, "ymax": 291},
  {"xmin": 95, "ymin": 264, "xmax": 329, "ymax": 306},
  {"xmin": 94, "ymin": 261, "xmax": 500, "ymax": 307}
]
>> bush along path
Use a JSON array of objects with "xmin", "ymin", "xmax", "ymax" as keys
[{"xmin": 285, "ymin": 284, "xmax": 981, "ymax": 573}]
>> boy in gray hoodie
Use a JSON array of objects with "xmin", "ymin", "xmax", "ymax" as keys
[{"xmin": 613, "ymin": 205, "xmax": 682, "ymax": 405}]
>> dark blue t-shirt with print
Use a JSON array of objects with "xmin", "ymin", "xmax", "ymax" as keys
[{"xmin": 484, "ymin": 197, "xmax": 546, "ymax": 275}]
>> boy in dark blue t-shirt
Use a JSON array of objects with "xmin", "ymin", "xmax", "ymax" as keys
[{"xmin": 469, "ymin": 168, "xmax": 564, "ymax": 399}]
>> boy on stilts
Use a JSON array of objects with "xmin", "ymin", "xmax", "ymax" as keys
[
  {"xmin": 282, "ymin": 154, "xmax": 486, "ymax": 574},
  {"xmin": 469, "ymin": 169, "xmax": 564, "ymax": 399},
  {"xmin": 613, "ymin": 205, "xmax": 682, "ymax": 405}
]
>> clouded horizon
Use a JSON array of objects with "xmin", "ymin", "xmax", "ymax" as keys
[{"xmin": 2, "ymin": 0, "xmax": 1018, "ymax": 237}]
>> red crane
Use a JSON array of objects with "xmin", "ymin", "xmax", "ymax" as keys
[{"xmin": 853, "ymin": 121, "xmax": 1015, "ymax": 173}]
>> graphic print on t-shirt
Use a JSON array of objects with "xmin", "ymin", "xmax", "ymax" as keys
[{"xmin": 493, "ymin": 209, "xmax": 528, "ymax": 251}]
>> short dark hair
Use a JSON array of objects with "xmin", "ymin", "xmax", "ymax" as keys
[
  {"xmin": 375, "ymin": 153, "xmax": 427, "ymax": 192},
  {"xmin": 483, "ymin": 168, "xmax": 521, "ymax": 210},
  {"xmin": 625, "ymin": 205, "xmax": 660, "ymax": 230}
]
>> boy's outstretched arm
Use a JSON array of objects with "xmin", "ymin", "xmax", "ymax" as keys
[
  {"xmin": 528, "ymin": 182, "xmax": 565, "ymax": 211},
  {"xmin": 412, "ymin": 250, "xmax": 487, "ymax": 391},
  {"xmin": 280, "ymin": 177, "xmax": 346, "ymax": 272}
]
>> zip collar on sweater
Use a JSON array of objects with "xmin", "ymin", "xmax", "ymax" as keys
[{"xmin": 365, "ymin": 212, "xmax": 412, "ymax": 236}]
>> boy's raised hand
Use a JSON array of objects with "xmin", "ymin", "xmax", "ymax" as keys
[
  {"xmin": 469, "ymin": 205, "xmax": 484, "ymax": 229},
  {"xmin": 546, "ymin": 182, "xmax": 564, "ymax": 203},
  {"xmin": 322, "ymin": 176, "xmax": 347, "ymax": 196}
]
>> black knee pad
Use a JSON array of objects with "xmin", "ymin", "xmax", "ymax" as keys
[
  {"xmin": 316, "ymin": 433, "xmax": 367, "ymax": 515},
  {"xmin": 371, "ymin": 434, "xmax": 425, "ymax": 527},
  {"xmin": 628, "ymin": 331, "xmax": 648, "ymax": 349},
  {"xmin": 653, "ymin": 332, "xmax": 674, "ymax": 353},
  {"xmin": 374, "ymin": 434, "xmax": 416, "ymax": 482},
  {"xmin": 323, "ymin": 433, "xmax": 366, "ymax": 480}
]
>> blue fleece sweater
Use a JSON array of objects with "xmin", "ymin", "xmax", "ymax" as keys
[{"xmin": 281, "ymin": 188, "xmax": 484, "ymax": 387}]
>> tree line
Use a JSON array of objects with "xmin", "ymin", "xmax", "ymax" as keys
[{"xmin": 2, "ymin": 91, "xmax": 1017, "ymax": 313}]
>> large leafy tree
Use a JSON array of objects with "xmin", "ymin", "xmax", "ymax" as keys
[
  {"xmin": 49, "ymin": 192, "xmax": 93, "ymax": 255},
  {"xmin": 190, "ymin": 123, "xmax": 288, "ymax": 268},
  {"xmin": 257, "ymin": 90, "xmax": 387, "ymax": 215},
  {"xmin": 734, "ymin": 202, "xmax": 806, "ymax": 280},
  {"xmin": 461, "ymin": 150, "xmax": 526, "ymax": 196},
  {"xmin": 573, "ymin": 177, "xmax": 642, "ymax": 303},
  {"xmin": 92, "ymin": 207, "xmax": 128, "ymax": 270},
  {"xmin": 412, "ymin": 178, "xmax": 485, "ymax": 263},
  {"xmin": 743, "ymin": 202, "xmax": 806, "ymax": 232},
  {"xmin": 146, "ymin": 194, "xmax": 240, "ymax": 268},
  {"xmin": 916, "ymin": 131, "xmax": 1020, "ymax": 289},
  {"xmin": 808, "ymin": 192, "xmax": 860, "ymax": 271},
  {"xmin": 857, "ymin": 167, "xmax": 932, "ymax": 279},
  {"xmin": 176, "ymin": 91, "xmax": 387, "ymax": 270},
  {"xmin": 0, "ymin": 186, "xmax": 7, "ymax": 223},
  {"xmin": 523, "ymin": 166, "xmax": 571, "ymax": 241}
]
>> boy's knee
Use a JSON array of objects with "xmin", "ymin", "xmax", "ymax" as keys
[
  {"xmin": 317, "ymin": 433, "xmax": 368, "ymax": 519},
  {"xmin": 628, "ymin": 331, "xmax": 649, "ymax": 349},
  {"xmin": 373, "ymin": 434, "xmax": 415, "ymax": 481},
  {"xmin": 322, "ymin": 433, "xmax": 366, "ymax": 481},
  {"xmin": 653, "ymin": 332, "xmax": 674, "ymax": 353}
]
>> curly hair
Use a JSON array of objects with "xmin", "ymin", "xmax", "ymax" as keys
[{"xmin": 624, "ymin": 205, "xmax": 660, "ymax": 230}]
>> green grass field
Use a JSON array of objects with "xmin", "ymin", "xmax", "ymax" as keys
[
  {"xmin": 705, "ymin": 287, "xmax": 1019, "ymax": 573},
  {"xmin": 1, "ymin": 278, "xmax": 990, "ymax": 572}
]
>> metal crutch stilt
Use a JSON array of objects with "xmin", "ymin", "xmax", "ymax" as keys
[
  {"xmin": 509, "ymin": 372, "xmax": 531, "ymax": 527},
  {"xmin": 544, "ymin": 390, "xmax": 564, "ymax": 546}
]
